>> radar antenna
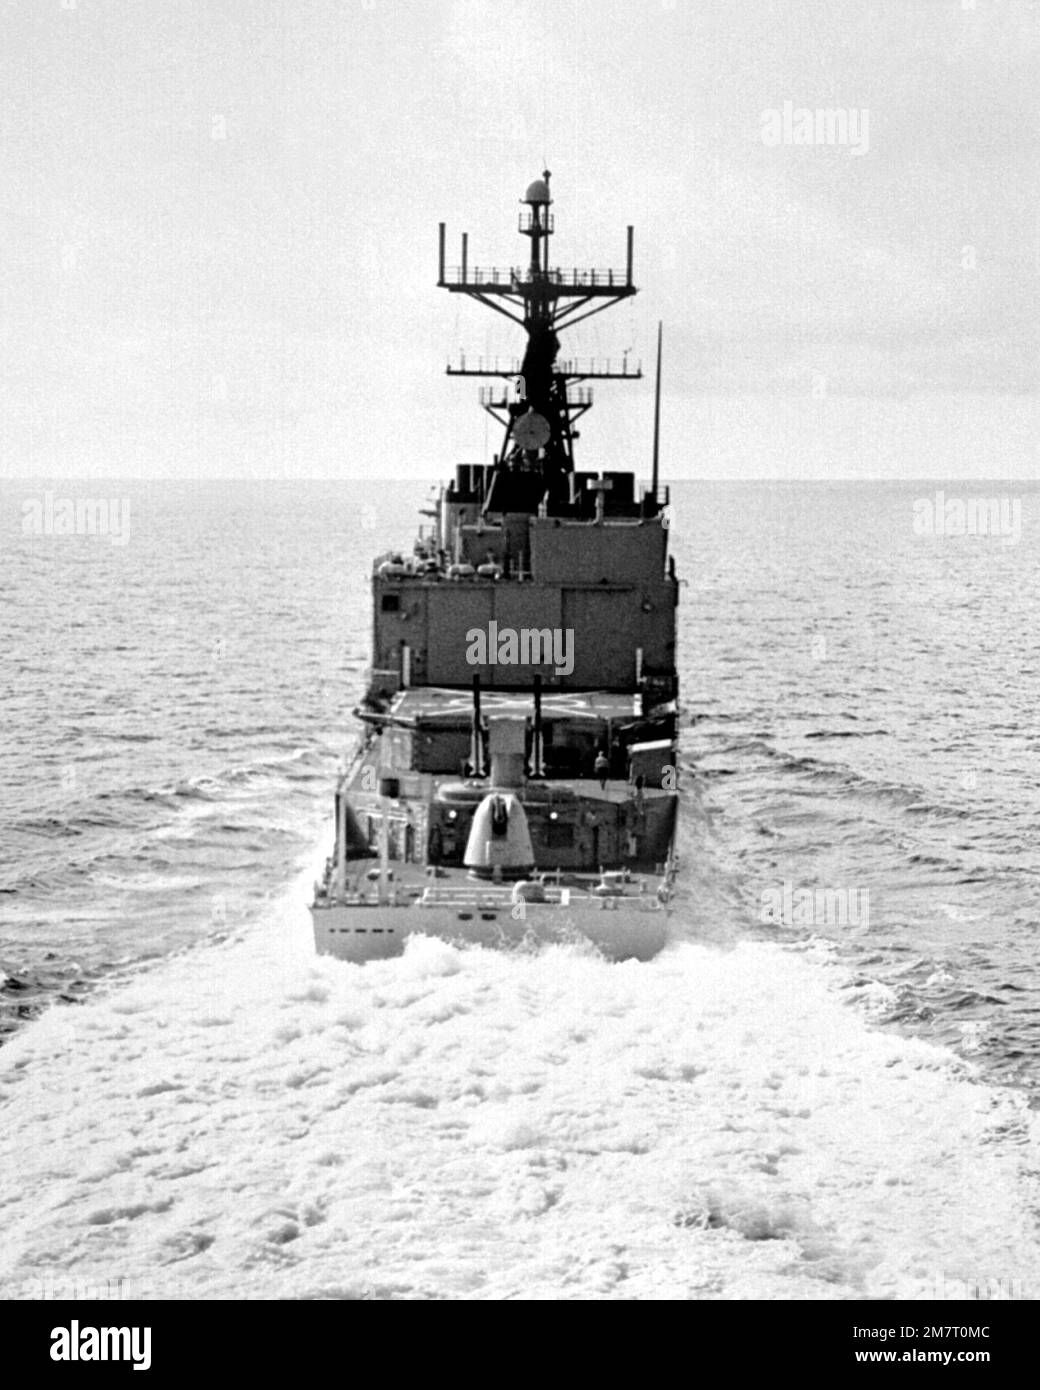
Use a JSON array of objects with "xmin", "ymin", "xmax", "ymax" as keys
[{"xmin": 438, "ymin": 174, "xmax": 649, "ymax": 511}]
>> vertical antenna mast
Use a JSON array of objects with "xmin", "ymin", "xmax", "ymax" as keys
[
  {"xmin": 651, "ymin": 321, "xmax": 663, "ymax": 496},
  {"xmin": 441, "ymin": 176, "xmax": 643, "ymax": 498}
]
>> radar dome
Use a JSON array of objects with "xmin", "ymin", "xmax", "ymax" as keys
[{"xmin": 524, "ymin": 177, "xmax": 551, "ymax": 204}]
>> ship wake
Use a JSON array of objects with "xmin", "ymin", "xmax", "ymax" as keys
[{"xmin": 0, "ymin": 873, "xmax": 1037, "ymax": 1301}]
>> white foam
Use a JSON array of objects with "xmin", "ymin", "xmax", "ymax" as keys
[{"xmin": 0, "ymin": 882, "xmax": 1037, "ymax": 1301}]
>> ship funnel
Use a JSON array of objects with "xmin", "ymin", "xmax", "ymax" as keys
[{"xmin": 464, "ymin": 793, "xmax": 535, "ymax": 880}]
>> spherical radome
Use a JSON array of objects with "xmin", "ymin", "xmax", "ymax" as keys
[{"xmin": 524, "ymin": 178, "xmax": 551, "ymax": 204}]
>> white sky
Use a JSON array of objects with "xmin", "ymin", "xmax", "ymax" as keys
[{"xmin": 2, "ymin": 0, "xmax": 1038, "ymax": 479}]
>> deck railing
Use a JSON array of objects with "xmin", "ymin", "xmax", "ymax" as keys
[
  {"xmin": 442, "ymin": 266, "xmax": 631, "ymax": 289},
  {"xmin": 447, "ymin": 356, "xmax": 640, "ymax": 379}
]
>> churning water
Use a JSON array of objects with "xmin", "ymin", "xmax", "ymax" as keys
[{"xmin": 1, "ymin": 477, "xmax": 1038, "ymax": 1299}]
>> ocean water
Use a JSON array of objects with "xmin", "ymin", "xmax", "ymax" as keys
[
  {"xmin": 680, "ymin": 481, "xmax": 1040, "ymax": 1092},
  {"xmin": 1, "ymin": 476, "xmax": 1038, "ymax": 1300},
  {"xmin": 1, "ymin": 479, "xmax": 395, "ymax": 1023}
]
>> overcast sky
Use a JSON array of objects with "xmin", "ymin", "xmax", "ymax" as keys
[{"xmin": 3, "ymin": 0, "xmax": 1038, "ymax": 479}]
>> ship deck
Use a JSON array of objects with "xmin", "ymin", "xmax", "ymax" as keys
[
  {"xmin": 349, "ymin": 762, "xmax": 673, "ymax": 811},
  {"xmin": 387, "ymin": 687, "xmax": 647, "ymax": 724}
]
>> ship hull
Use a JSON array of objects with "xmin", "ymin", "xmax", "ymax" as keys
[{"xmin": 310, "ymin": 897, "xmax": 670, "ymax": 964}]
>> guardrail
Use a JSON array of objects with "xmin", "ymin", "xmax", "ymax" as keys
[
  {"xmin": 447, "ymin": 356, "xmax": 640, "ymax": 378},
  {"xmin": 557, "ymin": 358, "xmax": 642, "ymax": 378},
  {"xmin": 442, "ymin": 266, "xmax": 631, "ymax": 289}
]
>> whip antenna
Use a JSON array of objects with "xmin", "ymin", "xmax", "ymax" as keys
[{"xmin": 651, "ymin": 320, "xmax": 663, "ymax": 496}]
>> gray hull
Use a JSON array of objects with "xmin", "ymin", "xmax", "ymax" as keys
[{"xmin": 310, "ymin": 895, "xmax": 670, "ymax": 964}]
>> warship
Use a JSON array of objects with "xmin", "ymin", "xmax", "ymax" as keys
[{"xmin": 311, "ymin": 172, "xmax": 680, "ymax": 963}]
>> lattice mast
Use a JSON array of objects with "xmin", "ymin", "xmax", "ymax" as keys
[{"xmin": 438, "ymin": 172, "xmax": 640, "ymax": 491}]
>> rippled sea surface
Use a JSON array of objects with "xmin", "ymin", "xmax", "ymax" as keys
[
  {"xmin": 0, "ymin": 479, "xmax": 402, "ymax": 1020},
  {"xmin": 2, "ymin": 477, "xmax": 1038, "ymax": 1098},
  {"xmin": 679, "ymin": 481, "xmax": 1040, "ymax": 1095}
]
